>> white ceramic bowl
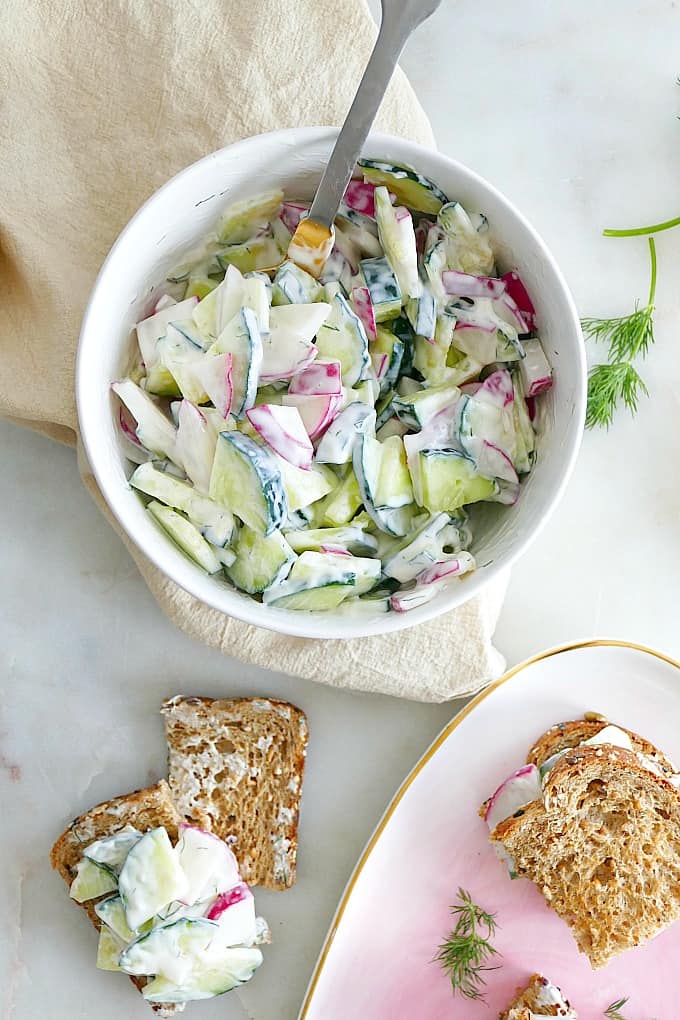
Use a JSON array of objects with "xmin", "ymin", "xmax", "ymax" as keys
[{"xmin": 77, "ymin": 127, "xmax": 586, "ymax": 640}]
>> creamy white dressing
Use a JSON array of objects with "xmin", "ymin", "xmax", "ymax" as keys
[{"xmin": 72, "ymin": 825, "xmax": 264, "ymax": 1000}]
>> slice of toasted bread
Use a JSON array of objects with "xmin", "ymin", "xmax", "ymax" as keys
[
  {"xmin": 499, "ymin": 973, "xmax": 576, "ymax": 1018},
  {"xmin": 162, "ymin": 696, "xmax": 308, "ymax": 890},
  {"xmin": 489, "ymin": 744, "xmax": 680, "ymax": 968},
  {"xmin": 50, "ymin": 780, "xmax": 184, "ymax": 1016},
  {"xmin": 527, "ymin": 716, "xmax": 676, "ymax": 775}
]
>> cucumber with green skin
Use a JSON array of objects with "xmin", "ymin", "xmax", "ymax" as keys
[
  {"xmin": 283, "ymin": 524, "xmax": 377, "ymax": 556},
  {"xmin": 393, "ymin": 382, "xmax": 461, "ymax": 429},
  {"xmin": 371, "ymin": 328, "xmax": 405, "ymax": 397},
  {"xmin": 209, "ymin": 432, "xmax": 287, "ymax": 536},
  {"xmin": 319, "ymin": 469, "xmax": 363, "ymax": 527},
  {"xmin": 315, "ymin": 293, "xmax": 371, "ymax": 387},
  {"xmin": 219, "ymin": 189, "xmax": 283, "ymax": 244},
  {"xmin": 131, "ymin": 463, "xmax": 235, "ymax": 546},
  {"xmin": 359, "ymin": 159, "xmax": 449, "ymax": 214},
  {"xmin": 147, "ymin": 501, "xmax": 222, "ymax": 573},
  {"xmin": 209, "ymin": 307, "xmax": 262, "ymax": 417},
  {"xmin": 417, "ymin": 449, "xmax": 497, "ymax": 513},
  {"xmin": 360, "ymin": 255, "xmax": 402, "ymax": 322},
  {"xmin": 69, "ymin": 858, "xmax": 118, "ymax": 903},
  {"xmin": 271, "ymin": 261, "xmax": 321, "ymax": 305},
  {"xmin": 353, "ymin": 434, "xmax": 414, "ymax": 537},
  {"xmin": 226, "ymin": 525, "xmax": 295, "ymax": 594}
]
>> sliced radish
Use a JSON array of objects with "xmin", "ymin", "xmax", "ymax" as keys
[
  {"xmin": 476, "ymin": 370, "xmax": 515, "ymax": 409},
  {"xmin": 414, "ymin": 222, "xmax": 429, "ymax": 258},
  {"xmin": 477, "ymin": 440, "xmax": 519, "ymax": 484},
  {"xmin": 319, "ymin": 545, "xmax": 353, "ymax": 556},
  {"xmin": 343, "ymin": 180, "xmax": 378, "ymax": 218},
  {"xmin": 390, "ymin": 584, "xmax": 440, "ymax": 613},
  {"xmin": 500, "ymin": 270, "xmax": 537, "ymax": 331},
  {"xmin": 118, "ymin": 406, "xmax": 153, "ymax": 463},
  {"xmin": 525, "ymin": 396, "xmax": 536, "ymax": 422},
  {"xmin": 417, "ymin": 552, "xmax": 476, "ymax": 585},
  {"xmin": 260, "ymin": 303, "xmax": 330, "ymax": 381},
  {"xmin": 280, "ymin": 201, "xmax": 309, "ymax": 234},
  {"xmin": 519, "ymin": 339, "xmax": 553, "ymax": 397},
  {"xmin": 288, "ymin": 358, "xmax": 343, "ymax": 396},
  {"xmin": 460, "ymin": 382, "xmax": 482, "ymax": 396},
  {"xmin": 333, "ymin": 227, "xmax": 360, "ymax": 273},
  {"xmin": 206, "ymin": 882, "xmax": 257, "ymax": 948},
  {"xmin": 495, "ymin": 293, "xmax": 531, "ymax": 335},
  {"xmin": 371, "ymin": 351, "xmax": 389, "ymax": 383},
  {"xmin": 112, "ymin": 378, "xmax": 178, "ymax": 464},
  {"xmin": 153, "ymin": 294, "xmax": 177, "ymax": 313},
  {"xmin": 190, "ymin": 352, "xmax": 233, "ymax": 419},
  {"xmin": 175, "ymin": 400, "xmax": 217, "ymax": 493},
  {"xmin": 350, "ymin": 286, "xmax": 377, "ymax": 341},
  {"xmin": 282, "ymin": 392, "xmax": 342, "ymax": 441},
  {"xmin": 176, "ymin": 824, "xmax": 241, "ymax": 905},
  {"xmin": 443, "ymin": 270, "xmax": 506, "ymax": 300},
  {"xmin": 247, "ymin": 404, "xmax": 314, "ymax": 470},
  {"xmin": 484, "ymin": 764, "xmax": 542, "ymax": 831}
]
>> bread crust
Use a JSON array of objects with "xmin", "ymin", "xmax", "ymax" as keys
[
  {"xmin": 527, "ymin": 717, "xmax": 676, "ymax": 774},
  {"xmin": 499, "ymin": 972, "xmax": 576, "ymax": 1018},
  {"xmin": 50, "ymin": 781, "xmax": 184, "ymax": 1015}
]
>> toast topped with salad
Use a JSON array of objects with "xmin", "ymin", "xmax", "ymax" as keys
[
  {"xmin": 499, "ymin": 973, "xmax": 576, "ymax": 1019},
  {"xmin": 482, "ymin": 715, "xmax": 680, "ymax": 968}
]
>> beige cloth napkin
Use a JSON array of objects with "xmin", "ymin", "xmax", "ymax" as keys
[{"xmin": 1, "ymin": 0, "xmax": 507, "ymax": 701}]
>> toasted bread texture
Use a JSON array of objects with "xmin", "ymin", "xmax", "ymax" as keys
[
  {"xmin": 490, "ymin": 745, "xmax": 680, "ymax": 968},
  {"xmin": 162, "ymin": 696, "xmax": 308, "ymax": 890},
  {"xmin": 50, "ymin": 780, "xmax": 184, "ymax": 1017},
  {"xmin": 499, "ymin": 973, "xmax": 576, "ymax": 1018},
  {"xmin": 527, "ymin": 716, "xmax": 676, "ymax": 775}
]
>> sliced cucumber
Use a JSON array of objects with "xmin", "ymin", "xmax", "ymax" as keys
[
  {"xmin": 406, "ymin": 286, "xmax": 437, "ymax": 342},
  {"xmin": 315, "ymin": 293, "xmax": 371, "ymax": 387},
  {"xmin": 457, "ymin": 393, "xmax": 517, "ymax": 466},
  {"xmin": 374, "ymin": 187, "xmax": 421, "ymax": 299},
  {"xmin": 209, "ymin": 432, "xmax": 287, "ymax": 536},
  {"xmin": 96, "ymin": 925, "xmax": 125, "ymax": 972},
  {"xmin": 360, "ymin": 255, "xmax": 402, "ymax": 322},
  {"xmin": 390, "ymin": 314, "xmax": 416, "ymax": 378},
  {"xmin": 275, "ymin": 455, "xmax": 336, "ymax": 512},
  {"xmin": 241, "ymin": 275, "xmax": 270, "ymax": 334},
  {"xmin": 375, "ymin": 389, "xmax": 396, "ymax": 430},
  {"xmin": 95, "ymin": 895, "xmax": 136, "ymax": 943},
  {"xmin": 371, "ymin": 327, "xmax": 405, "ymax": 397},
  {"xmin": 219, "ymin": 189, "xmax": 283, "ymax": 244},
  {"xmin": 226, "ymin": 526, "xmax": 295, "ymax": 594},
  {"xmin": 217, "ymin": 235, "xmax": 281, "ymax": 275},
  {"xmin": 512, "ymin": 379, "xmax": 536, "ymax": 474},
  {"xmin": 135, "ymin": 296, "xmax": 200, "ymax": 368},
  {"xmin": 283, "ymin": 525, "xmax": 377, "ymax": 556},
  {"xmin": 142, "ymin": 946, "xmax": 264, "ymax": 1002},
  {"xmin": 417, "ymin": 449, "xmax": 497, "ymax": 513},
  {"xmin": 314, "ymin": 402, "xmax": 375, "ymax": 465},
  {"xmin": 147, "ymin": 502, "xmax": 222, "ymax": 573},
  {"xmin": 112, "ymin": 379, "xmax": 178, "ymax": 463},
  {"xmin": 84, "ymin": 826, "xmax": 141, "ymax": 873},
  {"xmin": 353, "ymin": 434, "xmax": 414, "ymax": 537},
  {"xmin": 70, "ymin": 858, "xmax": 118, "ymax": 903},
  {"xmin": 382, "ymin": 513, "xmax": 451, "ymax": 582},
  {"xmin": 209, "ymin": 307, "xmax": 262, "ymax": 417},
  {"xmin": 359, "ymin": 159, "xmax": 448, "ymax": 214},
  {"xmin": 266, "ymin": 579, "xmax": 356, "ymax": 611},
  {"xmin": 264, "ymin": 550, "xmax": 379, "ymax": 608},
  {"xmin": 393, "ymin": 383, "xmax": 460, "ymax": 429},
  {"xmin": 131, "ymin": 463, "xmax": 235, "ymax": 546},
  {"xmin": 118, "ymin": 828, "xmax": 189, "ymax": 932},
  {"xmin": 437, "ymin": 201, "xmax": 495, "ymax": 276},
  {"xmin": 185, "ymin": 275, "xmax": 219, "ymax": 301},
  {"xmin": 320, "ymin": 469, "xmax": 363, "ymax": 526},
  {"xmin": 413, "ymin": 312, "xmax": 461, "ymax": 387},
  {"xmin": 271, "ymin": 261, "xmax": 321, "ymax": 305}
]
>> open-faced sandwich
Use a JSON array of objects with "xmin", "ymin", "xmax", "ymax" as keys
[
  {"xmin": 482, "ymin": 714, "xmax": 680, "ymax": 968},
  {"xmin": 51, "ymin": 696, "xmax": 308, "ymax": 1013},
  {"xmin": 499, "ymin": 973, "xmax": 576, "ymax": 1019}
]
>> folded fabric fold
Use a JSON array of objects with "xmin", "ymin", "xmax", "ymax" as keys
[{"xmin": 2, "ymin": 0, "xmax": 507, "ymax": 700}]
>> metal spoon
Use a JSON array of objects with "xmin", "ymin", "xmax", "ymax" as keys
[{"xmin": 283, "ymin": 0, "xmax": 443, "ymax": 278}]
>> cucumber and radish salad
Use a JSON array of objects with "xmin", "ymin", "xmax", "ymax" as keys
[
  {"xmin": 113, "ymin": 160, "xmax": 552, "ymax": 614},
  {"xmin": 71, "ymin": 824, "xmax": 267, "ymax": 1002}
]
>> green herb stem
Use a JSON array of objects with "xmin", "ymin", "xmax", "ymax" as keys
[
  {"xmin": 434, "ymin": 888, "xmax": 500, "ymax": 1001},
  {"xmin": 603, "ymin": 214, "xmax": 680, "ymax": 238}
]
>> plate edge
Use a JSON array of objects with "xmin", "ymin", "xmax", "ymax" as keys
[{"xmin": 296, "ymin": 637, "xmax": 680, "ymax": 1019}]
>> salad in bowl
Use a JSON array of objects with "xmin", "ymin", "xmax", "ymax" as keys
[{"xmin": 112, "ymin": 159, "xmax": 555, "ymax": 617}]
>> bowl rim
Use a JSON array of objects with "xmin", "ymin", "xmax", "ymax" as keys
[{"xmin": 77, "ymin": 126, "xmax": 587, "ymax": 640}]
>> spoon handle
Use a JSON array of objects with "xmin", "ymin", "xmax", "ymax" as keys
[{"xmin": 308, "ymin": 0, "xmax": 442, "ymax": 228}]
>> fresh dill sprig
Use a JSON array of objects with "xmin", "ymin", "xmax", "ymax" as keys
[
  {"xmin": 604, "ymin": 998, "xmax": 629, "ymax": 1019},
  {"xmin": 582, "ymin": 236, "xmax": 656, "ymax": 429},
  {"xmin": 434, "ymin": 887, "xmax": 500, "ymax": 1001}
]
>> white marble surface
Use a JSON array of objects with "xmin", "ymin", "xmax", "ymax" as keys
[{"xmin": 2, "ymin": 1, "xmax": 680, "ymax": 1017}]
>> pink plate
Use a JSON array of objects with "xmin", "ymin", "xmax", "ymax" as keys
[{"xmin": 299, "ymin": 640, "xmax": 680, "ymax": 1020}]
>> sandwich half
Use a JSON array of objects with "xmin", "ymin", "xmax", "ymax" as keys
[
  {"xmin": 499, "ymin": 973, "xmax": 576, "ymax": 1019},
  {"xmin": 482, "ymin": 716, "xmax": 680, "ymax": 968}
]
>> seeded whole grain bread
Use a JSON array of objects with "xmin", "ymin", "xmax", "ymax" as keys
[
  {"xmin": 162, "ymin": 696, "xmax": 308, "ymax": 890},
  {"xmin": 50, "ymin": 780, "xmax": 184, "ymax": 1017},
  {"xmin": 488, "ymin": 742, "xmax": 680, "ymax": 968},
  {"xmin": 527, "ymin": 715, "xmax": 677, "ymax": 776},
  {"xmin": 499, "ymin": 973, "xmax": 576, "ymax": 1019}
]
